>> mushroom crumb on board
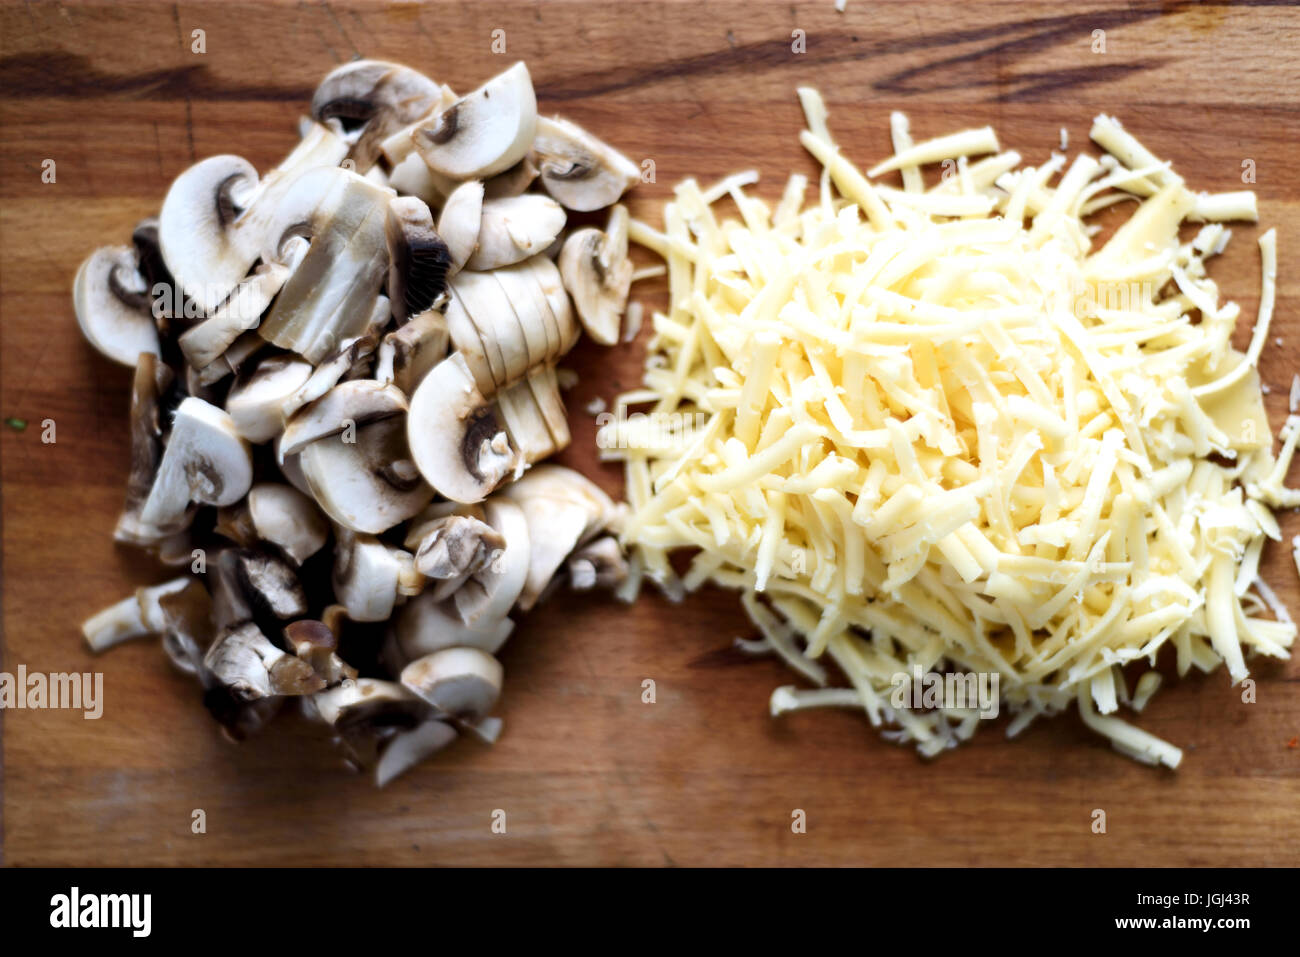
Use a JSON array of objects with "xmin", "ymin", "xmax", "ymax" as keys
[{"xmin": 77, "ymin": 59, "xmax": 640, "ymax": 787}]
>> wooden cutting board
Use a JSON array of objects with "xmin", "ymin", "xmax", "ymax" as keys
[{"xmin": 2, "ymin": 0, "xmax": 1298, "ymax": 867}]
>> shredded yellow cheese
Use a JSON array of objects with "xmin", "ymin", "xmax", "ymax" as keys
[{"xmin": 609, "ymin": 91, "xmax": 1299, "ymax": 767}]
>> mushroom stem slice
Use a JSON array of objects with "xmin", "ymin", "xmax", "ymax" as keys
[
  {"xmin": 400, "ymin": 647, "xmax": 503, "ymax": 723},
  {"xmin": 532, "ymin": 115, "xmax": 641, "ymax": 212},
  {"xmin": 139, "ymin": 397, "xmax": 254, "ymax": 529},
  {"xmin": 407, "ymin": 352, "xmax": 521, "ymax": 504},
  {"xmin": 412, "ymin": 61, "xmax": 537, "ymax": 180},
  {"xmin": 284, "ymin": 619, "xmax": 358, "ymax": 687}
]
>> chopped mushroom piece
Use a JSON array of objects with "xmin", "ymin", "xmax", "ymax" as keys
[
  {"xmin": 374, "ymin": 720, "xmax": 458, "ymax": 787},
  {"xmin": 558, "ymin": 204, "xmax": 633, "ymax": 345},
  {"xmin": 532, "ymin": 115, "xmax": 641, "ymax": 212},
  {"xmin": 81, "ymin": 577, "xmax": 190, "ymax": 652},
  {"xmin": 283, "ymin": 619, "xmax": 358, "ymax": 686},
  {"xmin": 333, "ymin": 527, "xmax": 421, "ymax": 621},
  {"xmin": 407, "ymin": 352, "xmax": 520, "ymax": 503},
  {"xmin": 225, "ymin": 354, "xmax": 314, "ymax": 443},
  {"xmin": 411, "ymin": 512, "xmax": 504, "ymax": 581},
  {"xmin": 385, "ymin": 196, "xmax": 451, "ymax": 323},
  {"xmin": 453, "ymin": 497, "xmax": 529, "ymax": 625},
  {"xmin": 412, "ymin": 61, "xmax": 537, "ymax": 180},
  {"xmin": 139, "ymin": 398, "xmax": 254, "ymax": 529},
  {"xmin": 232, "ymin": 549, "xmax": 309, "ymax": 620},
  {"xmin": 373, "ymin": 309, "xmax": 450, "ymax": 394},
  {"xmin": 311, "ymin": 60, "xmax": 442, "ymax": 173},
  {"xmin": 385, "ymin": 591, "xmax": 514, "ymax": 668},
  {"xmin": 568, "ymin": 536, "xmax": 628, "ymax": 590},
  {"xmin": 72, "ymin": 245, "xmax": 161, "ymax": 367},
  {"xmin": 278, "ymin": 379, "xmax": 408, "ymax": 460},
  {"xmin": 465, "ymin": 194, "xmax": 566, "ymax": 271},
  {"xmin": 246, "ymin": 482, "xmax": 328, "ymax": 565},
  {"xmin": 401, "ymin": 646, "xmax": 503, "ymax": 723},
  {"xmin": 436, "ymin": 179, "xmax": 485, "ymax": 276},
  {"xmin": 204, "ymin": 622, "xmax": 324, "ymax": 700}
]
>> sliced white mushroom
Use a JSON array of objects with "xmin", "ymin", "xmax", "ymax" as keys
[
  {"xmin": 385, "ymin": 196, "xmax": 451, "ymax": 323},
  {"xmin": 311, "ymin": 60, "xmax": 442, "ymax": 173},
  {"xmin": 159, "ymin": 125, "xmax": 347, "ymax": 316},
  {"xmin": 496, "ymin": 377, "xmax": 556, "ymax": 465},
  {"xmin": 115, "ymin": 354, "xmax": 185, "ymax": 548},
  {"xmin": 387, "ymin": 152, "xmax": 446, "ymax": 206},
  {"xmin": 225, "ymin": 354, "xmax": 314, "ymax": 443},
  {"xmin": 72, "ymin": 246, "xmax": 160, "ymax": 366},
  {"xmin": 299, "ymin": 415, "xmax": 434, "ymax": 534},
  {"xmin": 374, "ymin": 719, "xmax": 458, "ymax": 787},
  {"xmin": 492, "ymin": 258, "xmax": 558, "ymax": 367},
  {"xmin": 435, "ymin": 179, "xmax": 484, "ymax": 275},
  {"xmin": 374, "ymin": 310, "xmax": 449, "ymax": 394},
  {"xmin": 279, "ymin": 379, "xmax": 408, "ymax": 461},
  {"xmin": 483, "ymin": 155, "xmax": 539, "ymax": 198},
  {"xmin": 385, "ymin": 591, "xmax": 514, "ymax": 671},
  {"xmin": 448, "ymin": 269, "xmax": 531, "ymax": 387},
  {"xmin": 407, "ymin": 352, "xmax": 521, "ymax": 504},
  {"xmin": 453, "ymin": 497, "xmax": 530, "ymax": 625},
  {"xmin": 255, "ymin": 166, "xmax": 395, "ymax": 363},
  {"xmin": 558, "ymin": 204, "xmax": 632, "ymax": 345},
  {"xmin": 465, "ymin": 194, "xmax": 566, "ymax": 271},
  {"xmin": 441, "ymin": 287, "xmax": 498, "ymax": 395},
  {"xmin": 156, "ymin": 578, "xmax": 217, "ymax": 681},
  {"xmin": 204, "ymin": 622, "xmax": 323, "ymax": 700},
  {"xmin": 400, "ymin": 647, "xmax": 503, "ymax": 722},
  {"xmin": 139, "ymin": 397, "xmax": 253, "ymax": 529},
  {"xmin": 233, "ymin": 549, "xmax": 309, "ymax": 619},
  {"xmin": 283, "ymin": 328, "xmax": 383, "ymax": 417},
  {"xmin": 246, "ymin": 482, "xmax": 328, "ymax": 565},
  {"xmin": 526, "ymin": 364, "xmax": 571, "ymax": 452},
  {"xmin": 178, "ymin": 249, "xmax": 302, "ymax": 371},
  {"xmin": 524, "ymin": 254, "xmax": 578, "ymax": 357},
  {"xmin": 532, "ymin": 115, "xmax": 641, "ymax": 211},
  {"xmin": 307, "ymin": 678, "xmax": 428, "ymax": 727},
  {"xmin": 412, "ymin": 61, "xmax": 537, "ymax": 179},
  {"xmin": 333, "ymin": 527, "xmax": 421, "ymax": 621}
]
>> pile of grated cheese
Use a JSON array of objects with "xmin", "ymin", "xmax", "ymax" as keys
[{"xmin": 604, "ymin": 90, "xmax": 1300, "ymax": 768}]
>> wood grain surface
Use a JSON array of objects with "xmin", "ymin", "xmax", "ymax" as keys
[{"xmin": 2, "ymin": 0, "xmax": 1298, "ymax": 867}]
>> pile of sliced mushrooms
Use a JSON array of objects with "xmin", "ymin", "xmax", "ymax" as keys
[{"xmin": 76, "ymin": 60, "xmax": 640, "ymax": 786}]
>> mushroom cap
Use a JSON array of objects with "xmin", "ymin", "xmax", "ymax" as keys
[
  {"xmin": 532, "ymin": 115, "xmax": 641, "ymax": 212},
  {"xmin": 400, "ymin": 646, "xmax": 503, "ymax": 723},
  {"xmin": 72, "ymin": 245, "xmax": 161, "ymax": 367},
  {"xmin": 413, "ymin": 61, "xmax": 537, "ymax": 180},
  {"xmin": 159, "ymin": 154, "xmax": 263, "ymax": 315},
  {"xmin": 453, "ymin": 496, "xmax": 530, "ymax": 625},
  {"xmin": 407, "ymin": 352, "xmax": 520, "ymax": 504},
  {"xmin": 139, "ymin": 397, "xmax": 254, "ymax": 528},
  {"xmin": 465, "ymin": 194, "xmax": 566, "ymax": 271},
  {"xmin": 310, "ymin": 677, "xmax": 428, "ymax": 728},
  {"xmin": 299, "ymin": 415, "xmax": 434, "ymax": 534}
]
